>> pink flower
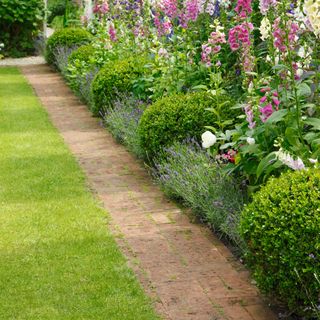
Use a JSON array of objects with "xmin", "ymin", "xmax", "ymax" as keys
[
  {"xmin": 230, "ymin": 43, "xmax": 240, "ymax": 51},
  {"xmin": 260, "ymin": 96, "xmax": 267, "ymax": 103},
  {"xmin": 162, "ymin": 21, "xmax": 172, "ymax": 34},
  {"xmin": 161, "ymin": 0, "xmax": 178, "ymax": 18},
  {"xmin": 260, "ymin": 87, "xmax": 271, "ymax": 93},
  {"xmin": 260, "ymin": 103, "xmax": 273, "ymax": 122},
  {"xmin": 185, "ymin": 0, "xmax": 199, "ymax": 22},
  {"xmin": 93, "ymin": 1, "xmax": 109, "ymax": 15},
  {"xmin": 244, "ymin": 104, "xmax": 256, "ymax": 129},
  {"xmin": 213, "ymin": 45, "xmax": 222, "ymax": 53},
  {"xmin": 273, "ymin": 18, "xmax": 299, "ymax": 52},
  {"xmin": 154, "ymin": 13, "xmax": 163, "ymax": 36},
  {"xmin": 228, "ymin": 23, "xmax": 253, "ymax": 51},
  {"xmin": 109, "ymin": 25, "xmax": 117, "ymax": 42},
  {"xmin": 201, "ymin": 26, "xmax": 226, "ymax": 66},
  {"xmin": 259, "ymin": 0, "xmax": 277, "ymax": 14},
  {"xmin": 235, "ymin": 0, "xmax": 252, "ymax": 18},
  {"xmin": 208, "ymin": 31, "xmax": 226, "ymax": 44},
  {"xmin": 204, "ymin": 46, "xmax": 212, "ymax": 55},
  {"xmin": 222, "ymin": 150, "xmax": 237, "ymax": 163},
  {"xmin": 272, "ymin": 98, "xmax": 280, "ymax": 108}
]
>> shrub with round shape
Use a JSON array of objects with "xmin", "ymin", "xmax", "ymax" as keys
[
  {"xmin": 240, "ymin": 169, "xmax": 320, "ymax": 315},
  {"xmin": 91, "ymin": 57, "xmax": 145, "ymax": 116},
  {"xmin": 138, "ymin": 92, "xmax": 237, "ymax": 157},
  {"xmin": 67, "ymin": 44, "xmax": 95, "ymax": 66},
  {"xmin": 45, "ymin": 27, "xmax": 93, "ymax": 66},
  {"xmin": 65, "ymin": 44, "xmax": 97, "ymax": 97}
]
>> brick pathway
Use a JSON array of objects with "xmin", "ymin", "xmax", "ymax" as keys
[{"xmin": 21, "ymin": 64, "xmax": 277, "ymax": 320}]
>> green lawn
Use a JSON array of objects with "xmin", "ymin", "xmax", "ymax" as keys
[{"xmin": 0, "ymin": 67, "xmax": 159, "ymax": 319}]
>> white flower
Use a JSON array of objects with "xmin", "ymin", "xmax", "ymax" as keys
[
  {"xmin": 158, "ymin": 48, "xmax": 169, "ymax": 58},
  {"xmin": 296, "ymin": 68, "xmax": 304, "ymax": 77},
  {"xmin": 309, "ymin": 158, "xmax": 318, "ymax": 164},
  {"xmin": 248, "ymin": 81, "xmax": 254, "ymax": 93},
  {"xmin": 260, "ymin": 17, "xmax": 271, "ymax": 41},
  {"xmin": 304, "ymin": 0, "xmax": 320, "ymax": 37},
  {"xmin": 219, "ymin": 0, "xmax": 231, "ymax": 9},
  {"xmin": 201, "ymin": 131, "xmax": 217, "ymax": 148},
  {"xmin": 276, "ymin": 149, "xmax": 305, "ymax": 170},
  {"xmin": 246, "ymin": 137, "xmax": 255, "ymax": 145},
  {"xmin": 297, "ymin": 46, "xmax": 306, "ymax": 58}
]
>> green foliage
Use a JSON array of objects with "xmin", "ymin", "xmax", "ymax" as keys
[
  {"xmin": 48, "ymin": 0, "xmax": 81, "ymax": 29},
  {"xmin": 138, "ymin": 92, "xmax": 236, "ymax": 157},
  {"xmin": 68, "ymin": 44, "xmax": 96, "ymax": 66},
  {"xmin": 66, "ymin": 44, "xmax": 97, "ymax": 95},
  {"xmin": 91, "ymin": 57, "xmax": 146, "ymax": 116},
  {"xmin": 240, "ymin": 169, "xmax": 320, "ymax": 315},
  {"xmin": 0, "ymin": 0, "xmax": 43, "ymax": 57},
  {"xmin": 45, "ymin": 27, "xmax": 93, "ymax": 66},
  {"xmin": 47, "ymin": 0, "xmax": 66, "ymax": 23}
]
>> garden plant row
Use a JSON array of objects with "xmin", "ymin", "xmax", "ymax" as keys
[{"xmin": 44, "ymin": 0, "xmax": 320, "ymax": 317}]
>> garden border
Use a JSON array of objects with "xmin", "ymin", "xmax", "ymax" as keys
[{"xmin": 21, "ymin": 63, "xmax": 276, "ymax": 320}]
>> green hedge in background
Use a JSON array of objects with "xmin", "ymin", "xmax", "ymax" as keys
[{"xmin": 0, "ymin": 0, "xmax": 44, "ymax": 57}]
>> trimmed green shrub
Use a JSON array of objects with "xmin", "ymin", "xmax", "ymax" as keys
[
  {"xmin": 45, "ymin": 27, "xmax": 93, "ymax": 66},
  {"xmin": 0, "ymin": 0, "xmax": 44, "ymax": 57},
  {"xmin": 67, "ymin": 44, "xmax": 95, "ymax": 66},
  {"xmin": 91, "ymin": 57, "xmax": 146, "ymax": 116},
  {"xmin": 138, "ymin": 92, "xmax": 237, "ymax": 157},
  {"xmin": 66, "ymin": 44, "xmax": 98, "ymax": 104},
  {"xmin": 240, "ymin": 169, "xmax": 320, "ymax": 315}
]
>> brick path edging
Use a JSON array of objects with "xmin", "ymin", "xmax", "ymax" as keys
[{"xmin": 21, "ymin": 64, "xmax": 277, "ymax": 320}]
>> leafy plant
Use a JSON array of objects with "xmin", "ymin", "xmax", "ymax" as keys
[
  {"xmin": 138, "ymin": 92, "xmax": 237, "ymax": 158},
  {"xmin": 45, "ymin": 27, "xmax": 93, "ymax": 67},
  {"xmin": 91, "ymin": 56, "xmax": 146, "ymax": 116},
  {"xmin": 0, "ymin": 0, "xmax": 44, "ymax": 57},
  {"xmin": 66, "ymin": 44, "xmax": 97, "ymax": 92},
  {"xmin": 240, "ymin": 169, "xmax": 320, "ymax": 315},
  {"xmin": 47, "ymin": 0, "xmax": 67, "ymax": 24}
]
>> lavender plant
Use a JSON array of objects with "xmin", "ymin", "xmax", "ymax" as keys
[
  {"xmin": 103, "ymin": 93, "xmax": 146, "ymax": 158},
  {"xmin": 53, "ymin": 45, "xmax": 78, "ymax": 74},
  {"xmin": 67, "ymin": 64, "xmax": 100, "ymax": 106},
  {"xmin": 153, "ymin": 141, "xmax": 245, "ymax": 249}
]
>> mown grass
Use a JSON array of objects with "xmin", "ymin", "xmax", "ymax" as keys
[{"xmin": 0, "ymin": 67, "xmax": 159, "ymax": 320}]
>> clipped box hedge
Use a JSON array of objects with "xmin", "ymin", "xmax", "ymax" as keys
[
  {"xmin": 241, "ymin": 169, "xmax": 320, "ymax": 315},
  {"xmin": 138, "ymin": 92, "xmax": 237, "ymax": 157},
  {"xmin": 91, "ymin": 57, "xmax": 146, "ymax": 116},
  {"xmin": 45, "ymin": 27, "xmax": 93, "ymax": 67}
]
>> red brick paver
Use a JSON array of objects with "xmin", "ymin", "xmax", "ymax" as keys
[{"xmin": 21, "ymin": 64, "xmax": 277, "ymax": 320}]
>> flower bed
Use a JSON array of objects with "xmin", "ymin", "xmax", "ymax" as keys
[{"xmin": 46, "ymin": 0, "xmax": 320, "ymax": 316}]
